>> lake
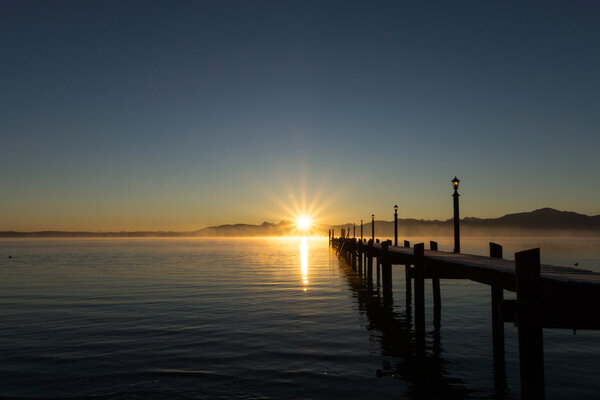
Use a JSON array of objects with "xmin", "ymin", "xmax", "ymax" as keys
[{"xmin": 0, "ymin": 237, "xmax": 599, "ymax": 399}]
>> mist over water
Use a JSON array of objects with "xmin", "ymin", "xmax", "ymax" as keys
[{"xmin": 0, "ymin": 237, "xmax": 598, "ymax": 399}]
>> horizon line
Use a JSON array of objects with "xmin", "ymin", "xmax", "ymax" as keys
[{"xmin": 2, "ymin": 207, "xmax": 599, "ymax": 234}]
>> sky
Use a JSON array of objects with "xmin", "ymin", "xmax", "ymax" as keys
[{"xmin": 1, "ymin": 1, "xmax": 599, "ymax": 231}]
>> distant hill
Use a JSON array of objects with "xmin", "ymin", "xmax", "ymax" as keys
[
  {"xmin": 1, "ymin": 208, "xmax": 599, "ymax": 238},
  {"xmin": 334, "ymin": 208, "xmax": 600, "ymax": 237},
  {"xmin": 0, "ymin": 220, "xmax": 297, "ymax": 238},
  {"xmin": 470, "ymin": 208, "xmax": 600, "ymax": 230},
  {"xmin": 191, "ymin": 220, "xmax": 295, "ymax": 236}
]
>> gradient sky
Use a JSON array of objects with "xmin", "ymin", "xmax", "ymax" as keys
[{"xmin": 2, "ymin": 1, "xmax": 599, "ymax": 231}]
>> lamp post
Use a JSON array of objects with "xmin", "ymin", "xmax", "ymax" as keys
[
  {"xmin": 353, "ymin": 223, "xmax": 356, "ymax": 238},
  {"xmin": 360, "ymin": 220, "xmax": 363, "ymax": 241},
  {"xmin": 371, "ymin": 214, "xmax": 375, "ymax": 242},
  {"xmin": 394, "ymin": 204, "xmax": 398, "ymax": 246},
  {"xmin": 452, "ymin": 176, "xmax": 460, "ymax": 253}
]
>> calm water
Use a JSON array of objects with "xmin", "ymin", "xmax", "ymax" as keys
[{"xmin": 0, "ymin": 237, "xmax": 599, "ymax": 399}]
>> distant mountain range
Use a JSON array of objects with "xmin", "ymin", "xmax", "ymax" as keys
[
  {"xmin": 335, "ymin": 208, "xmax": 600, "ymax": 238},
  {"xmin": 0, "ymin": 220, "xmax": 296, "ymax": 238},
  {"xmin": 1, "ymin": 208, "xmax": 599, "ymax": 238}
]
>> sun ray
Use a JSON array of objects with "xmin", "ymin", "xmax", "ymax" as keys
[{"xmin": 254, "ymin": 161, "xmax": 352, "ymax": 236}]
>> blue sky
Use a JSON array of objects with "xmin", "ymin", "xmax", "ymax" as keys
[{"xmin": 1, "ymin": 1, "xmax": 599, "ymax": 230}]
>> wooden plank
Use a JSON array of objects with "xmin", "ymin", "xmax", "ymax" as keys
[{"xmin": 386, "ymin": 247, "xmax": 600, "ymax": 289}]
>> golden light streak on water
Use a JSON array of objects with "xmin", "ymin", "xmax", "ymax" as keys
[{"xmin": 300, "ymin": 237, "xmax": 309, "ymax": 290}]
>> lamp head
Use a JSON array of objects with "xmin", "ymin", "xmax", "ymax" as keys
[
  {"xmin": 451, "ymin": 176, "xmax": 460, "ymax": 190},
  {"xmin": 394, "ymin": 204, "xmax": 398, "ymax": 212}
]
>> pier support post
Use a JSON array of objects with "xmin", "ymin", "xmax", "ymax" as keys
[
  {"xmin": 376, "ymin": 250, "xmax": 381, "ymax": 285},
  {"xmin": 404, "ymin": 240, "xmax": 411, "ymax": 306},
  {"xmin": 430, "ymin": 241, "xmax": 441, "ymax": 330},
  {"xmin": 490, "ymin": 242, "xmax": 502, "ymax": 259},
  {"xmin": 490, "ymin": 242, "xmax": 506, "ymax": 392},
  {"xmin": 414, "ymin": 243, "xmax": 426, "ymax": 357},
  {"xmin": 429, "ymin": 241, "xmax": 441, "ymax": 354},
  {"xmin": 367, "ymin": 239, "xmax": 373, "ymax": 282},
  {"xmin": 347, "ymin": 238, "xmax": 351, "ymax": 263},
  {"xmin": 382, "ymin": 240, "xmax": 392, "ymax": 295},
  {"xmin": 515, "ymin": 248, "xmax": 544, "ymax": 400},
  {"xmin": 375, "ymin": 240, "xmax": 381, "ymax": 283},
  {"xmin": 358, "ymin": 241, "xmax": 363, "ymax": 275},
  {"xmin": 405, "ymin": 265, "xmax": 412, "ymax": 306}
]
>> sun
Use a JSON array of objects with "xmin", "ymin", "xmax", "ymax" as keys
[{"xmin": 297, "ymin": 216, "xmax": 311, "ymax": 230}]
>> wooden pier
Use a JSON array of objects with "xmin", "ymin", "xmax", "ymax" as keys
[{"xmin": 329, "ymin": 233, "xmax": 600, "ymax": 399}]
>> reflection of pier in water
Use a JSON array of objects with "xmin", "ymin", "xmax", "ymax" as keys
[{"xmin": 337, "ymin": 256, "xmax": 469, "ymax": 399}]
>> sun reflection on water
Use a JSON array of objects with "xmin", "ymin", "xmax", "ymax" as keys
[{"xmin": 300, "ymin": 238, "xmax": 309, "ymax": 290}]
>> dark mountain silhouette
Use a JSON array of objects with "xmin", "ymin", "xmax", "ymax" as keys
[
  {"xmin": 334, "ymin": 208, "xmax": 600, "ymax": 238},
  {"xmin": 1, "ymin": 208, "xmax": 599, "ymax": 238},
  {"xmin": 470, "ymin": 208, "xmax": 600, "ymax": 230},
  {"xmin": 191, "ymin": 220, "xmax": 294, "ymax": 236}
]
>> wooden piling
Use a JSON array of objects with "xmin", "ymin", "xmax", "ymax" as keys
[
  {"xmin": 515, "ymin": 248, "xmax": 544, "ymax": 400},
  {"xmin": 404, "ymin": 240, "xmax": 412, "ymax": 305},
  {"xmin": 414, "ymin": 243, "xmax": 425, "ymax": 357},
  {"xmin": 405, "ymin": 265, "xmax": 412, "ymax": 306},
  {"xmin": 490, "ymin": 243, "xmax": 506, "ymax": 393},
  {"xmin": 367, "ymin": 239, "xmax": 373, "ymax": 282},
  {"xmin": 357, "ymin": 240, "xmax": 363, "ymax": 275},
  {"xmin": 490, "ymin": 242, "xmax": 503, "ymax": 259},
  {"xmin": 430, "ymin": 241, "xmax": 441, "ymax": 329},
  {"xmin": 382, "ymin": 240, "xmax": 392, "ymax": 294}
]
